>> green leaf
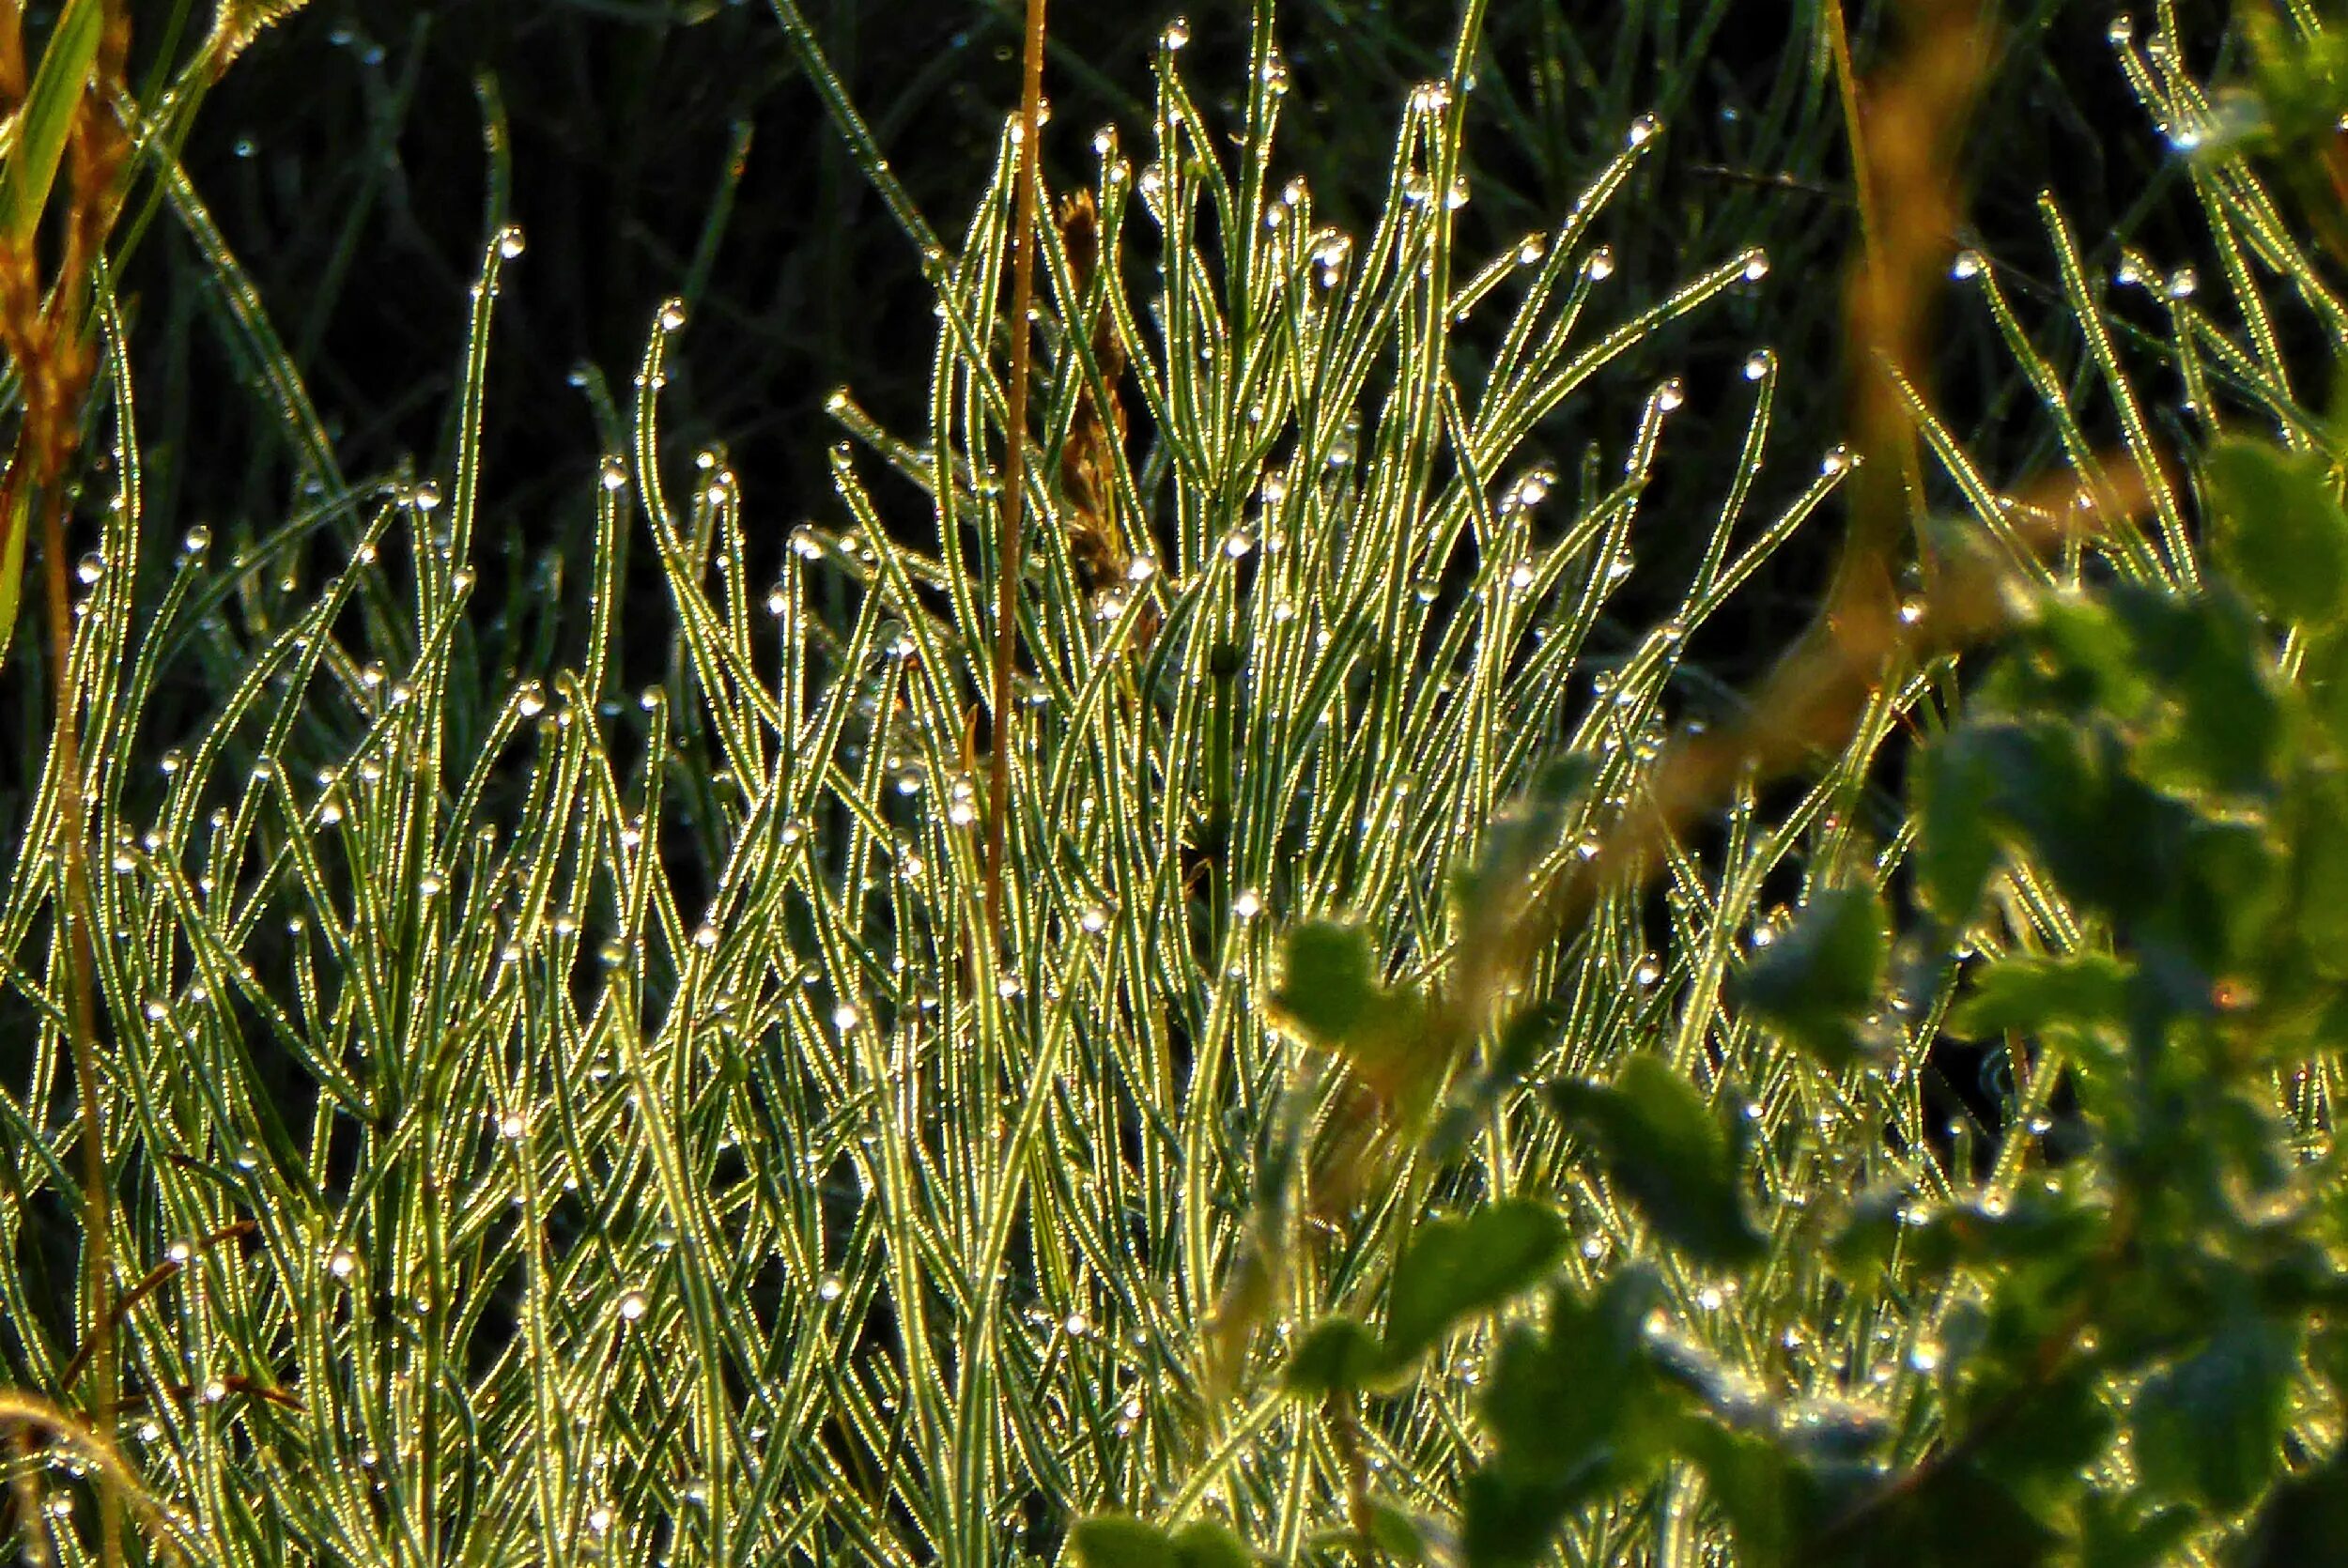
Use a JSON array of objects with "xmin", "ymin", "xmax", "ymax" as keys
[
  {"xmin": 1383, "ymin": 1200, "xmax": 1568, "ymax": 1364},
  {"xmin": 1468, "ymin": 1270, "xmax": 1677, "ymax": 1567},
  {"xmin": 2239, "ymin": 1450, "xmax": 2348, "ymax": 1566},
  {"xmin": 2108, "ymin": 587, "xmax": 2280, "ymax": 796},
  {"xmin": 2073, "ymin": 1492, "xmax": 2197, "ymax": 1568},
  {"xmin": 1073, "ymin": 1516, "xmax": 1180, "ymax": 1568},
  {"xmin": 1913, "ymin": 724, "xmax": 2001, "ymax": 922},
  {"xmin": 2288, "ymin": 772, "xmax": 2348, "ymax": 978},
  {"xmin": 1547, "ymin": 1057, "xmax": 1763, "ymax": 1267},
  {"xmin": 1284, "ymin": 1316, "xmax": 1388, "ymax": 1397},
  {"xmin": 1676, "ymin": 1425, "xmax": 1814, "ymax": 1568},
  {"xmin": 1071, "ymin": 1517, "xmax": 1255, "ymax": 1568},
  {"xmin": 2203, "ymin": 437, "xmax": 2348, "ymax": 629},
  {"xmin": 1167, "ymin": 1522, "xmax": 1255, "ymax": 1568},
  {"xmin": 1948, "ymin": 955, "xmax": 2134, "ymax": 1056},
  {"xmin": 1362, "ymin": 1499, "xmax": 1432, "ymax": 1561},
  {"xmin": 2131, "ymin": 1314, "xmax": 2296, "ymax": 1513},
  {"xmin": 1731, "ymin": 886, "xmax": 1887, "ymax": 1068},
  {"xmin": 1268, "ymin": 921, "xmax": 1384, "ymax": 1049},
  {"xmin": 1267, "ymin": 920, "xmax": 1441, "ymax": 1115},
  {"xmin": 1453, "ymin": 755, "xmax": 1594, "ymax": 919},
  {"xmin": 0, "ymin": 0, "xmax": 103, "ymax": 250}
]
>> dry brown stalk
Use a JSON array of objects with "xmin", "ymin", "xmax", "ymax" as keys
[
  {"xmin": 983, "ymin": 0, "xmax": 1052, "ymax": 950},
  {"xmin": 0, "ymin": 4, "xmax": 135, "ymax": 1560}
]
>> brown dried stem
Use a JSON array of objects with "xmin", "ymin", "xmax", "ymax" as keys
[{"xmin": 0, "ymin": 5, "xmax": 134, "ymax": 1561}]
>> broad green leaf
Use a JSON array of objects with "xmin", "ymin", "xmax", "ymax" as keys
[
  {"xmin": 2242, "ymin": 7, "xmax": 2348, "ymax": 156},
  {"xmin": 1676, "ymin": 1425, "xmax": 1812, "ymax": 1568},
  {"xmin": 1284, "ymin": 1316, "xmax": 1387, "ymax": 1397},
  {"xmin": 0, "ymin": 0, "xmax": 103, "ymax": 250},
  {"xmin": 2203, "ymin": 437, "xmax": 2348, "ymax": 630},
  {"xmin": 1167, "ymin": 1522, "xmax": 1255, "ymax": 1568},
  {"xmin": 1913, "ymin": 724, "xmax": 2001, "ymax": 922},
  {"xmin": 2301, "ymin": 626, "xmax": 2348, "ymax": 754},
  {"xmin": 1948, "ymin": 955, "xmax": 2134, "ymax": 1052},
  {"xmin": 1468, "ymin": 1270, "xmax": 1676, "ymax": 1567},
  {"xmin": 1362, "ymin": 1500, "xmax": 1433, "ymax": 1561},
  {"xmin": 1731, "ymin": 886, "xmax": 1887, "ymax": 1068},
  {"xmin": 2239, "ymin": 1450, "xmax": 2348, "ymax": 1566},
  {"xmin": 2131, "ymin": 1314, "xmax": 2295, "ymax": 1513},
  {"xmin": 1547, "ymin": 1057, "xmax": 1763, "ymax": 1267},
  {"xmin": 2026, "ymin": 594, "xmax": 2155, "ymax": 720},
  {"xmin": 1267, "ymin": 920, "xmax": 1438, "ymax": 1112},
  {"xmin": 2107, "ymin": 586, "xmax": 2279, "ymax": 796},
  {"xmin": 1072, "ymin": 1516, "xmax": 1255, "ymax": 1568},
  {"xmin": 1382, "ymin": 1200, "xmax": 1568, "ymax": 1364},
  {"xmin": 1073, "ymin": 1516, "xmax": 1181, "ymax": 1568},
  {"xmin": 1268, "ymin": 921, "xmax": 1383, "ymax": 1049},
  {"xmin": 2074, "ymin": 1493, "xmax": 2197, "ymax": 1568},
  {"xmin": 2289, "ymin": 772, "xmax": 2348, "ymax": 977}
]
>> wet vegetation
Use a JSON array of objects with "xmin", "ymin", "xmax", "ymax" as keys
[{"xmin": 1, "ymin": 1, "xmax": 2344, "ymax": 1563}]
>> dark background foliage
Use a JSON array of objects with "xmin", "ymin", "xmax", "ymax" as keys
[{"xmin": 141, "ymin": 0, "xmax": 2232, "ymax": 673}]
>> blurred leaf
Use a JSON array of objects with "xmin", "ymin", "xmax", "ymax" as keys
[
  {"xmin": 2240, "ymin": 7, "xmax": 2348, "ymax": 155},
  {"xmin": 1268, "ymin": 921, "xmax": 1437, "ymax": 1112},
  {"xmin": 2131, "ymin": 1314, "xmax": 2295, "ymax": 1514},
  {"xmin": 1453, "ymin": 755, "xmax": 1594, "ymax": 920},
  {"xmin": 2203, "ymin": 437, "xmax": 2348, "ymax": 630},
  {"xmin": 2026, "ymin": 595, "xmax": 2155, "ymax": 720},
  {"xmin": 1269, "ymin": 922, "xmax": 1385, "ymax": 1049},
  {"xmin": 1285, "ymin": 1316, "xmax": 1388, "ymax": 1398},
  {"xmin": 1363, "ymin": 1499, "xmax": 1433, "ymax": 1561},
  {"xmin": 0, "ymin": 0, "xmax": 102, "ymax": 250},
  {"xmin": 1548, "ymin": 1057, "xmax": 1763, "ymax": 1267},
  {"xmin": 1072, "ymin": 1516, "xmax": 1256, "ymax": 1568},
  {"xmin": 2108, "ymin": 587, "xmax": 2279, "ymax": 796},
  {"xmin": 2288, "ymin": 773, "xmax": 2348, "ymax": 977},
  {"xmin": 1678, "ymin": 1424, "xmax": 1813, "ymax": 1568},
  {"xmin": 2237, "ymin": 1450, "xmax": 2348, "ymax": 1566},
  {"xmin": 1732, "ymin": 887, "xmax": 1887, "ymax": 1068},
  {"xmin": 2301, "ymin": 627, "xmax": 2348, "ymax": 754},
  {"xmin": 1913, "ymin": 724, "xmax": 2002, "ymax": 922},
  {"xmin": 1469, "ymin": 1270, "xmax": 1676, "ymax": 1567},
  {"xmin": 2074, "ymin": 1492, "xmax": 2197, "ymax": 1568},
  {"xmin": 1383, "ymin": 1200, "xmax": 1569, "ymax": 1365},
  {"xmin": 1948, "ymin": 954, "xmax": 2134, "ymax": 1056},
  {"xmin": 1966, "ymin": 1358, "xmax": 2114, "ymax": 1517}
]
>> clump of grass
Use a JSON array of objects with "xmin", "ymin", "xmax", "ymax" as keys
[
  {"xmin": 0, "ymin": 0, "xmax": 1840, "ymax": 1556},
  {"xmin": 5, "ymin": 1, "xmax": 2324, "ymax": 1564}
]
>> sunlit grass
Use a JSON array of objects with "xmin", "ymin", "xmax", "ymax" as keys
[{"xmin": 0, "ymin": 2, "xmax": 2307, "ymax": 1564}]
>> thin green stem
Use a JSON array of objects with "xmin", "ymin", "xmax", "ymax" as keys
[{"xmin": 985, "ymin": 0, "xmax": 1049, "ymax": 950}]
